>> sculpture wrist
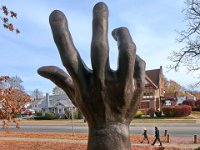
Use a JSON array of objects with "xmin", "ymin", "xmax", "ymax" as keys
[{"xmin": 88, "ymin": 123, "xmax": 131, "ymax": 150}]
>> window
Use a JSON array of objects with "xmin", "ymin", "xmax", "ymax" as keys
[{"xmin": 146, "ymin": 101, "xmax": 150, "ymax": 108}]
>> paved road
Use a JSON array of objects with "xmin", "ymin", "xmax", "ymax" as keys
[{"xmin": 1, "ymin": 122, "xmax": 200, "ymax": 137}]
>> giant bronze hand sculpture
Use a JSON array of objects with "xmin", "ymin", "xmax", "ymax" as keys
[{"xmin": 38, "ymin": 2, "xmax": 145, "ymax": 150}]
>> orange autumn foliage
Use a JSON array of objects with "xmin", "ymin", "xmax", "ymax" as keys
[
  {"xmin": 0, "ymin": 76, "xmax": 31, "ymax": 120},
  {"xmin": 0, "ymin": 5, "xmax": 20, "ymax": 33}
]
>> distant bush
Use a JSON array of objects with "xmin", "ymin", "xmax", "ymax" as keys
[
  {"xmin": 155, "ymin": 110, "xmax": 162, "ymax": 117},
  {"xmin": 195, "ymin": 100, "xmax": 200, "ymax": 108},
  {"xmin": 34, "ymin": 116, "xmax": 44, "ymax": 120},
  {"xmin": 134, "ymin": 111, "xmax": 143, "ymax": 118},
  {"xmin": 35, "ymin": 112, "xmax": 42, "ymax": 117},
  {"xmin": 45, "ymin": 112, "xmax": 56, "ymax": 120},
  {"xmin": 162, "ymin": 105, "xmax": 192, "ymax": 117},
  {"xmin": 193, "ymin": 107, "xmax": 200, "ymax": 111},
  {"xmin": 147, "ymin": 108, "xmax": 155, "ymax": 117},
  {"xmin": 195, "ymin": 147, "xmax": 200, "ymax": 150},
  {"xmin": 182, "ymin": 99, "xmax": 196, "ymax": 109},
  {"xmin": 76, "ymin": 109, "xmax": 83, "ymax": 119},
  {"xmin": 34, "ymin": 112, "xmax": 56, "ymax": 120}
]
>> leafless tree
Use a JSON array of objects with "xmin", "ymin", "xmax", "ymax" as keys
[
  {"xmin": 7, "ymin": 76, "xmax": 24, "ymax": 91},
  {"xmin": 169, "ymin": 0, "xmax": 200, "ymax": 86},
  {"xmin": 52, "ymin": 86, "xmax": 65, "ymax": 95},
  {"xmin": 31, "ymin": 89, "xmax": 43, "ymax": 100},
  {"xmin": 0, "ymin": 75, "xmax": 24, "ymax": 91}
]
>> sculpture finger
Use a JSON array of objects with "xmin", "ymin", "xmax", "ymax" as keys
[
  {"xmin": 112, "ymin": 27, "xmax": 136, "ymax": 87},
  {"xmin": 126, "ymin": 55, "xmax": 146, "ymax": 123},
  {"xmin": 37, "ymin": 66, "xmax": 77, "ymax": 106},
  {"xmin": 49, "ymin": 10, "xmax": 88, "ymax": 86},
  {"xmin": 133, "ymin": 55, "xmax": 146, "ymax": 91},
  {"xmin": 91, "ymin": 2, "xmax": 109, "ymax": 89}
]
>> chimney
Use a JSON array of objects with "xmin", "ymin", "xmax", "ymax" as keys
[{"xmin": 46, "ymin": 93, "xmax": 50, "ymax": 107}]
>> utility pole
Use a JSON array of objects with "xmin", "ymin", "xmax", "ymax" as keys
[{"xmin": 71, "ymin": 107, "xmax": 75, "ymax": 136}]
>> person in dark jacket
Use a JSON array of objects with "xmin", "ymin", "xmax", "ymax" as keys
[
  {"xmin": 140, "ymin": 128, "xmax": 149, "ymax": 144},
  {"xmin": 151, "ymin": 126, "xmax": 162, "ymax": 146}
]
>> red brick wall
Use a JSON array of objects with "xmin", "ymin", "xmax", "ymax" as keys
[{"xmin": 150, "ymin": 100, "xmax": 155, "ymax": 109}]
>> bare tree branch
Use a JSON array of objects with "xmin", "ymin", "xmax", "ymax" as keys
[{"xmin": 169, "ymin": 0, "xmax": 200, "ymax": 83}]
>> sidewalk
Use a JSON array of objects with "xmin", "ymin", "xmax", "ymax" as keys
[
  {"xmin": 0, "ymin": 137, "xmax": 200, "ymax": 149},
  {"xmin": 133, "ymin": 143, "xmax": 200, "ymax": 150}
]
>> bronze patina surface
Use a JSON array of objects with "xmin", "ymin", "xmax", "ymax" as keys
[{"xmin": 38, "ymin": 2, "xmax": 146, "ymax": 150}]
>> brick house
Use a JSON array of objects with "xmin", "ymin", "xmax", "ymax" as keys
[{"xmin": 139, "ymin": 66, "xmax": 165, "ymax": 113}]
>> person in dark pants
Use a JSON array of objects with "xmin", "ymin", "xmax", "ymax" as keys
[
  {"xmin": 151, "ymin": 126, "xmax": 162, "ymax": 146},
  {"xmin": 140, "ymin": 128, "xmax": 149, "ymax": 144}
]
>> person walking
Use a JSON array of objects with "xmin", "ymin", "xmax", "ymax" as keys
[
  {"xmin": 151, "ymin": 126, "xmax": 162, "ymax": 146},
  {"xmin": 140, "ymin": 128, "xmax": 149, "ymax": 144},
  {"xmin": 2, "ymin": 120, "xmax": 9, "ymax": 132}
]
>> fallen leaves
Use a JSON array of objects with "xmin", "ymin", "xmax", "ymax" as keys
[
  {"xmin": 0, "ymin": 132, "xmax": 197, "ymax": 150},
  {"xmin": 0, "ymin": 140, "xmax": 185, "ymax": 150},
  {"xmin": 0, "ymin": 132, "xmax": 168, "ymax": 143},
  {"xmin": 0, "ymin": 140, "xmax": 87, "ymax": 150}
]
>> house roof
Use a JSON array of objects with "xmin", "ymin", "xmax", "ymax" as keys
[
  {"xmin": 145, "ymin": 75, "xmax": 158, "ymax": 89},
  {"xmin": 163, "ymin": 92, "xmax": 178, "ymax": 101},
  {"xmin": 53, "ymin": 100, "xmax": 74, "ymax": 108},
  {"xmin": 31, "ymin": 94, "xmax": 74, "ymax": 109},
  {"xmin": 146, "ymin": 68, "xmax": 160, "ymax": 87},
  {"xmin": 47, "ymin": 94, "xmax": 74, "ymax": 108}
]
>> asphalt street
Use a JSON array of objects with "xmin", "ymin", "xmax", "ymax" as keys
[{"xmin": 0, "ymin": 122, "xmax": 199, "ymax": 137}]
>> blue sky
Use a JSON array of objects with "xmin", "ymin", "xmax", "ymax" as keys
[{"xmin": 0, "ymin": 0, "xmax": 197, "ymax": 94}]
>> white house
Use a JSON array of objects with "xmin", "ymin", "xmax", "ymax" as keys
[{"xmin": 30, "ymin": 93, "xmax": 75, "ymax": 117}]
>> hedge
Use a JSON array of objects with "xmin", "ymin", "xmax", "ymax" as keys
[
  {"xmin": 195, "ymin": 100, "xmax": 200, "ymax": 108},
  {"xmin": 162, "ymin": 105, "xmax": 192, "ymax": 117},
  {"xmin": 155, "ymin": 110, "xmax": 162, "ymax": 117},
  {"xmin": 147, "ymin": 108, "xmax": 155, "ymax": 117},
  {"xmin": 34, "ymin": 112, "xmax": 56, "ymax": 120},
  {"xmin": 45, "ymin": 112, "xmax": 56, "ymax": 120},
  {"xmin": 35, "ymin": 112, "xmax": 42, "ymax": 117},
  {"xmin": 34, "ymin": 116, "xmax": 45, "ymax": 120},
  {"xmin": 194, "ymin": 100, "xmax": 200, "ymax": 111},
  {"xmin": 182, "ymin": 99, "xmax": 196, "ymax": 109}
]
